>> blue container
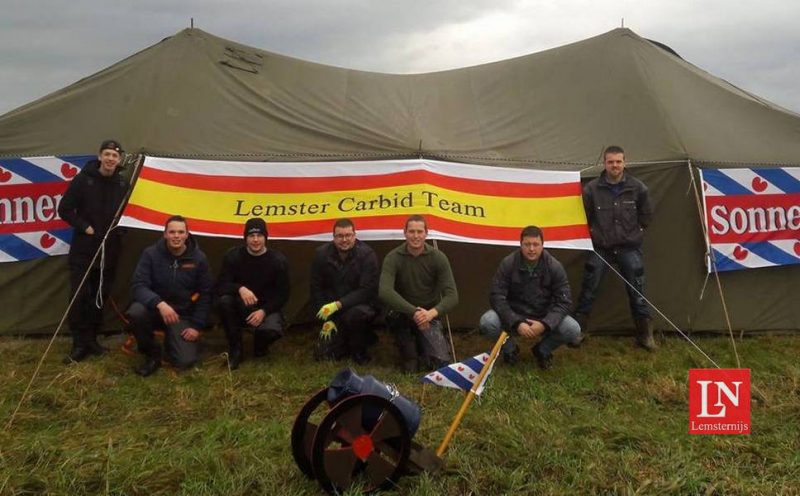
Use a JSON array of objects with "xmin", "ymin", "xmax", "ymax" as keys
[{"xmin": 328, "ymin": 368, "xmax": 422, "ymax": 437}]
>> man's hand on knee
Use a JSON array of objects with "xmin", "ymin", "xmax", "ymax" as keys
[
  {"xmin": 181, "ymin": 327, "xmax": 200, "ymax": 342},
  {"xmin": 246, "ymin": 309, "xmax": 266, "ymax": 327},
  {"xmin": 157, "ymin": 302, "xmax": 179, "ymax": 325}
]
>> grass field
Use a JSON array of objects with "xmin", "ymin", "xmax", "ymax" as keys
[{"xmin": 1, "ymin": 328, "xmax": 798, "ymax": 495}]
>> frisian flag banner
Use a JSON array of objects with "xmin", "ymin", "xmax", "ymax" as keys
[
  {"xmin": 422, "ymin": 352, "xmax": 496, "ymax": 395},
  {"xmin": 700, "ymin": 167, "xmax": 800, "ymax": 272},
  {"xmin": 119, "ymin": 157, "xmax": 592, "ymax": 249},
  {"xmin": 0, "ymin": 155, "xmax": 94, "ymax": 263}
]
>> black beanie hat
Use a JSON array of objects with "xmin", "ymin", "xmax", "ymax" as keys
[
  {"xmin": 99, "ymin": 139, "xmax": 123, "ymax": 154},
  {"xmin": 244, "ymin": 218, "xmax": 267, "ymax": 239}
]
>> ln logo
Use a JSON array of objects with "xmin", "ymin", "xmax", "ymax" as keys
[{"xmin": 689, "ymin": 369, "xmax": 750, "ymax": 434}]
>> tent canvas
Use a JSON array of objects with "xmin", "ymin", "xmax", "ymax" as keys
[{"xmin": 1, "ymin": 27, "xmax": 799, "ymax": 335}]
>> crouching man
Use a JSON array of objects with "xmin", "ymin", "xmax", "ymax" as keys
[
  {"xmin": 216, "ymin": 218, "xmax": 289, "ymax": 369},
  {"xmin": 379, "ymin": 215, "xmax": 458, "ymax": 373},
  {"xmin": 127, "ymin": 215, "xmax": 213, "ymax": 376},
  {"xmin": 311, "ymin": 218, "xmax": 379, "ymax": 364},
  {"xmin": 479, "ymin": 225, "xmax": 581, "ymax": 369}
]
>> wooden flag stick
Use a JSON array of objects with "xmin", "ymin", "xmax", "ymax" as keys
[{"xmin": 436, "ymin": 331, "xmax": 508, "ymax": 457}]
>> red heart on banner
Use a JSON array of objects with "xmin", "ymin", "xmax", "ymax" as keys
[
  {"xmin": 435, "ymin": 375, "xmax": 442, "ymax": 382},
  {"xmin": 61, "ymin": 163, "xmax": 78, "ymax": 179},
  {"xmin": 468, "ymin": 374, "xmax": 475, "ymax": 380},
  {"xmin": 794, "ymin": 242, "xmax": 800, "ymax": 256},
  {"xmin": 482, "ymin": 356, "xmax": 488, "ymax": 362},
  {"xmin": 40, "ymin": 233, "xmax": 56, "ymax": 249},
  {"xmin": 751, "ymin": 177, "xmax": 768, "ymax": 192},
  {"xmin": 733, "ymin": 245, "xmax": 749, "ymax": 260},
  {"xmin": 703, "ymin": 181, "xmax": 708, "ymax": 191},
  {"xmin": 457, "ymin": 366, "xmax": 464, "ymax": 372},
  {"xmin": 0, "ymin": 167, "xmax": 11, "ymax": 183}
]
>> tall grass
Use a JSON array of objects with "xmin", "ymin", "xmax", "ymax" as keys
[{"xmin": 1, "ymin": 330, "xmax": 798, "ymax": 495}]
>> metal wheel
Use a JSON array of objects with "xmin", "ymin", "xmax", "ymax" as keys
[
  {"xmin": 290, "ymin": 387, "xmax": 330, "ymax": 478},
  {"xmin": 310, "ymin": 394, "xmax": 411, "ymax": 494}
]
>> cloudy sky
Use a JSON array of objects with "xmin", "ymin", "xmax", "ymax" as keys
[{"xmin": 1, "ymin": 0, "xmax": 798, "ymax": 115}]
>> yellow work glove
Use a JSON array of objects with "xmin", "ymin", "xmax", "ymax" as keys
[
  {"xmin": 319, "ymin": 321, "xmax": 338, "ymax": 341},
  {"xmin": 316, "ymin": 302, "xmax": 339, "ymax": 321}
]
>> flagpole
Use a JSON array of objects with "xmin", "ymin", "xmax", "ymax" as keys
[{"xmin": 436, "ymin": 331, "xmax": 507, "ymax": 457}]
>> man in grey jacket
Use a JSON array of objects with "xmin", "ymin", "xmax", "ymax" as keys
[
  {"xmin": 479, "ymin": 225, "xmax": 581, "ymax": 369},
  {"xmin": 574, "ymin": 145, "xmax": 655, "ymax": 350}
]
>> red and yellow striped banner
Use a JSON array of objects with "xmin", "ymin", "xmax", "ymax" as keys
[{"xmin": 120, "ymin": 157, "xmax": 592, "ymax": 249}]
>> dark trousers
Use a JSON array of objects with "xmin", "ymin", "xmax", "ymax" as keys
[
  {"xmin": 67, "ymin": 261, "xmax": 117, "ymax": 341},
  {"xmin": 126, "ymin": 302, "xmax": 200, "ymax": 368},
  {"xmin": 575, "ymin": 247, "xmax": 650, "ymax": 320},
  {"xmin": 317, "ymin": 304, "xmax": 377, "ymax": 358},
  {"xmin": 217, "ymin": 294, "xmax": 284, "ymax": 351}
]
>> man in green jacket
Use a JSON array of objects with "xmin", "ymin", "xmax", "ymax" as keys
[{"xmin": 379, "ymin": 215, "xmax": 458, "ymax": 372}]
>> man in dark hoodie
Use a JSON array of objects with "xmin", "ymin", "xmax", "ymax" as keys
[
  {"xmin": 216, "ymin": 218, "xmax": 289, "ymax": 369},
  {"xmin": 479, "ymin": 225, "xmax": 582, "ymax": 369},
  {"xmin": 58, "ymin": 139, "xmax": 129, "ymax": 364},
  {"xmin": 310, "ymin": 218, "xmax": 379, "ymax": 364},
  {"xmin": 127, "ymin": 215, "xmax": 213, "ymax": 376}
]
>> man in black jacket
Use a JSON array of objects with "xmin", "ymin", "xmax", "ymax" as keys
[
  {"xmin": 478, "ymin": 225, "xmax": 581, "ymax": 369},
  {"xmin": 127, "ymin": 216, "xmax": 213, "ymax": 376},
  {"xmin": 58, "ymin": 139, "xmax": 129, "ymax": 363},
  {"xmin": 574, "ymin": 145, "xmax": 656, "ymax": 350},
  {"xmin": 310, "ymin": 218, "xmax": 379, "ymax": 364},
  {"xmin": 216, "ymin": 218, "xmax": 289, "ymax": 369}
]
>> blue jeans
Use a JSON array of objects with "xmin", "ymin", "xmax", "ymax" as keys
[
  {"xmin": 478, "ymin": 309, "xmax": 582, "ymax": 358},
  {"xmin": 575, "ymin": 248, "xmax": 649, "ymax": 319}
]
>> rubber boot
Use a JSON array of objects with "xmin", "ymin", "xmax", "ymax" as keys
[
  {"xmin": 226, "ymin": 327, "xmax": 243, "ymax": 370},
  {"xmin": 135, "ymin": 346, "xmax": 162, "ymax": 377},
  {"xmin": 63, "ymin": 328, "xmax": 92, "ymax": 364},
  {"xmin": 86, "ymin": 327, "xmax": 109, "ymax": 357},
  {"xmin": 397, "ymin": 338, "xmax": 419, "ymax": 373},
  {"xmin": 635, "ymin": 317, "xmax": 657, "ymax": 351},
  {"xmin": 253, "ymin": 329, "xmax": 273, "ymax": 358}
]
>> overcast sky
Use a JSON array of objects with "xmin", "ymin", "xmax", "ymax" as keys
[{"xmin": 1, "ymin": 0, "xmax": 798, "ymax": 115}]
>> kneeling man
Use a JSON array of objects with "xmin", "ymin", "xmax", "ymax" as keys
[
  {"xmin": 216, "ymin": 218, "xmax": 289, "ymax": 369},
  {"xmin": 379, "ymin": 215, "xmax": 458, "ymax": 372},
  {"xmin": 479, "ymin": 225, "xmax": 581, "ymax": 369},
  {"xmin": 311, "ymin": 218, "xmax": 379, "ymax": 364},
  {"xmin": 128, "ymin": 215, "xmax": 213, "ymax": 376}
]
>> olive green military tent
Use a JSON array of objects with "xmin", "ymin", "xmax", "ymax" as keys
[{"xmin": 1, "ymin": 27, "xmax": 799, "ymax": 335}]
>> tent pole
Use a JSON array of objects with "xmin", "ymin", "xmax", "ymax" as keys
[{"xmin": 431, "ymin": 238, "xmax": 457, "ymax": 362}]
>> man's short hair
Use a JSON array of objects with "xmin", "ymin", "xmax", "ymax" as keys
[
  {"xmin": 333, "ymin": 218, "xmax": 355, "ymax": 232},
  {"xmin": 520, "ymin": 225, "xmax": 544, "ymax": 242},
  {"xmin": 164, "ymin": 214, "xmax": 188, "ymax": 230},
  {"xmin": 404, "ymin": 214, "xmax": 427, "ymax": 231},
  {"xmin": 604, "ymin": 145, "xmax": 625, "ymax": 159}
]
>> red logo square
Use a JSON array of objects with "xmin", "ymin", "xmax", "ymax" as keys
[{"xmin": 689, "ymin": 369, "xmax": 750, "ymax": 435}]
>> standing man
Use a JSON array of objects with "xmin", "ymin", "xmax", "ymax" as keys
[
  {"xmin": 311, "ymin": 218, "xmax": 379, "ymax": 365},
  {"xmin": 479, "ymin": 226, "xmax": 582, "ymax": 369},
  {"xmin": 379, "ymin": 215, "xmax": 458, "ymax": 372},
  {"xmin": 574, "ymin": 145, "xmax": 655, "ymax": 350},
  {"xmin": 127, "ymin": 216, "xmax": 213, "ymax": 376},
  {"xmin": 216, "ymin": 218, "xmax": 289, "ymax": 369},
  {"xmin": 58, "ymin": 139, "xmax": 129, "ymax": 363}
]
